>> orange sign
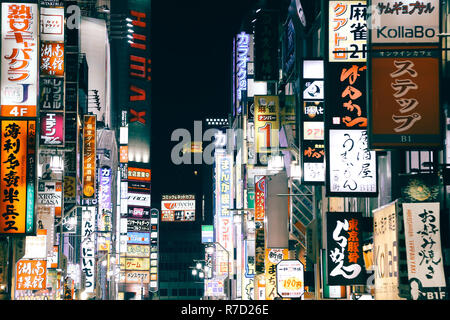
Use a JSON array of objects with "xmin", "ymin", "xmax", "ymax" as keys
[
  {"xmin": 128, "ymin": 167, "xmax": 151, "ymax": 182},
  {"xmin": 82, "ymin": 115, "xmax": 96, "ymax": 198},
  {"xmin": 120, "ymin": 145, "xmax": 128, "ymax": 163},
  {"xmin": 16, "ymin": 259, "xmax": 47, "ymax": 290},
  {"xmin": 40, "ymin": 42, "xmax": 64, "ymax": 77},
  {"xmin": 370, "ymin": 48, "xmax": 441, "ymax": 148},
  {"xmin": 0, "ymin": 120, "xmax": 30, "ymax": 234}
]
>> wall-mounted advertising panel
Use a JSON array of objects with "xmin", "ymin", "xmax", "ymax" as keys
[
  {"xmin": 370, "ymin": 0, "xmax": 440, "ymax": 44},
  {"xmin": 329, "ymin": 1, "xmax": 367, "ymax": 62},
  {"xmin": 40, "ymin": 42, "xmax": 64, "ymax": 77},
  {"xmin": 369, "ymin": 49, "xmax": 441, "ymax": 149},
  {"xmin": 161, "ymin": 194, "xmax": 195, "ymax": 222},
  {"xmin": 1, "ymin": 3, "xmax": 39, "ymax": 118},
  {"xmin": 326, "ymin": 212, "xmax": 366, "ymax": 285},
  {"xmin": 0, "ymin": 120, "xmax": 35, "ymax": 234},
  {"xmin": 276, "ymin": 259, "xmax": 304, "ymax": 299}
]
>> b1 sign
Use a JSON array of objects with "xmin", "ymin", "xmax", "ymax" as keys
[{"xmin": 370, "ymin": 0, "xmax": 440, "ymax": 44}]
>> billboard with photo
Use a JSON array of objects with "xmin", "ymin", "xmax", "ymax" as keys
[{"xmin": 161, "ymin": 194, "xmax": 195, "ymax": 222}]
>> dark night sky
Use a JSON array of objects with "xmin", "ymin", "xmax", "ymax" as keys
[{"xmin": 151, "ymin": 1, "xmax": 257, "ymax": 207}]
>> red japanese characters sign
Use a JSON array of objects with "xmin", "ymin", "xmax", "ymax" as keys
[
  {"xmin": 370, "ymin": 48, "xmax": 441, "ymax": 148},
  {"xmin": 1, "ymin": 3, "xmax": 39, "ymax": 118},
  {"xmin": 16, "ymin": 259, "xmax": 47, "ymax": 290}
]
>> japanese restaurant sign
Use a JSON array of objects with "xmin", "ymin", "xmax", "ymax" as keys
[
  {"xmin": 276, "ymin": 260, "xmax": 304, "ymax": 299},
  {"xmin": 326, "ymin": 212, "xmax": 366, "ymax": 285},
  {"xmin": 265, "ymin": 248, "xmax": 288, "ymax": 300},
  {"xmin": 16, "ymin": 259, "xmax": 47, "ymax": 291},
  {"xmin": 1, "ymin": 3, "xmax": 39, "ymax": 118},
  {"xmin": 0, "ymin": 120, "xmax": 35, "ymax": 234},
  {"xmin": 82, "ymin": 115, "xmax": 96, "ymax": 199},
  {"xmin": 40, "ymin": 42, "xmax": 64, "ymax": 77},
  {"xmin": 402, "ymin": 202, "xmax": 447, "ymax": 300},
  {"xmin": 369, "ymin": 50, "xmax": 441, "ymax": 149},
  {"xmin": 329, "ymin": 1, "xmax": 367, "ymax": 62}
]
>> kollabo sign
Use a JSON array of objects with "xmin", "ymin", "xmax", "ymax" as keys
[{"xmin": 370, "ymin": 0, "xmax": 440, "ymax": 44}]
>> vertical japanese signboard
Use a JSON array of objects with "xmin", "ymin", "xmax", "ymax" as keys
[
  {"xmin": 1, "ymin": 2, "xmax": 39, "ymax": 118},
  {"xmin": 235, "ymin": 31, "xmax": 250, "ymax": 115},
  {"xmin": 254, "ymin": 96, "xmax": 279, "ymax": 162},
  {"xmin": 264, "ymin": 248, "xmax": 288, "ymax": 300},
  {"xmin": 402, "ymin": 202, "xmax": 447, "ymax": 300},
  {"xmin": 98, "ymin": 166, "xmax": 112, "ymax": 232},
  {"xmin": 329, "ymin": 1, "xmax": 367, "ymax": 62},
  {"xmin": 301, "ymin": 60, "xmax": 325, "ymax": 183},
  {"xmin": 82, "ymin": 115, "xmax": 96, "ymax": 199},
  {"xmin": 127, "ymin": 5, "xmax": 151, "ymax": 165},
  {"xmin": 326, "ymin": 1, "xmax": 377, "ymax": 197},
  {"xmin": 0, "ymin": 120, "xmax": 35, "ymax": 234},
  {"xmin": 149, "ymin": 208, "xmax": 159, "ymax": 291},
  {"xmin": 254, "ymin": 177, "xmax": 266, "ymax": 223},
  {"xmin": 254, "ymin": 10, "xmax": 279, "ymax": 82},
  {"xmin": 369, "ymin": 50, "xmax": 441, "ymax": 148},
  {"xmin": 215, "ymin": 151, "xmax": 233, "ymax": 277},
  {"xmin": 373, "ymin": 201, "xmax": 404, "ymax": 300},
  {"xmin": 326, "ymin": 212, "xmax": 366, "ymax": 285},
  {"xmin": 81, "ymin": 206, "xmax": 96, "ymax": 292}
]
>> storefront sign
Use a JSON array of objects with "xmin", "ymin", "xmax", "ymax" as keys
[
  {"xmin": 402, "ymin": 202, "xmax": 446, "ymax": 300},
  {"xmin": 254, "ymin": 10, "xmax": 279, "ymax": 81},
  {"xmin": 81, "ymin": 206, "xmax": 96, "ymax": 292},
  {"xmin": 16, "ymin": 259, "xmax": 47, "ymax": 290},
  {"xmin": 329, "ymin": 1, "xmax": 367, "ymax": 62},
  {"xmin": 40, "ymin": 7, "xmax": 64, "ymax": 42},
  {"xmin": 254, "ymin": 177, "xmax": 266, "ymax": 222},
  {"xmin": 40, "ymin": 42, "xmax": 64, "ymax": 76},
  {"xmin": 0, "ymin": 120, "xmax": 35, "ymax": 234},
  {"xmin": 1, "ymin": 3, "xmax": 39, "ymax": 118},
  {"xmin": 326, "ymin": 212, "xmax": 366, "ymax": 285},
  {"xmin": 276, "ymin": 260, "xmax": 304, "ymax": 299},
  {"xmin": 127, "ymin": 244, "xmax": 150, "ymax": 257},
  {"xmin": 373, "ymin": 201, "xmax": 403, "ymax": 299},
  {"xmin": 161, "ymin": 194, "xmax": 195, "ymax": 222},
  {"xmin": 254, "ymin": 96, "xmax": 280, "ymax": 154},
  {"xmin": 40, "ymin": 112, "xmax": 64, "ymax": 146},
  {"xmin": 369, "ymin": 51, "xmax": 441, "ymax": 148},
  {"xmin": 40, "ymin": 78, "xmax": 64, "ymax": 111},
  {"xmin": 327, "ymin": 129, "xmax": 377, "ymax": 196},
  {"xmin": 127, "ymin": 231, "xmax": 150, "ymax": 245},
  {"xmin": 82, "ymin": 115, "xmax": 96, "ymax": 198},
  {"xmin": 370, "ymin": 0, "xmax": 440, "ymax": 44},
  {"xmin": 125, "ymin": 271, "xmax": 149, "ymax": 284},
  {"xmin": 37, "ymin": 181, "xmax": 62, "ymax": 217},
  {"xmin": 265, "ymin": 248, "xmax": 288, "ymax": 300}
]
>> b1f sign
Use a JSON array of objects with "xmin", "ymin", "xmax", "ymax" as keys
[{"xmin": 370, "ymin": 0, "xmax": 440, "ymax": 44}]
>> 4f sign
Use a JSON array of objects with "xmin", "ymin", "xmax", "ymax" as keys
[
  {"xmin": 2, "ymin": 105, "xmax": 36, "ymax": 117},
  {"xmin": 370, "ymin": 0, "xmax": 440, "ymax": 44}
]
